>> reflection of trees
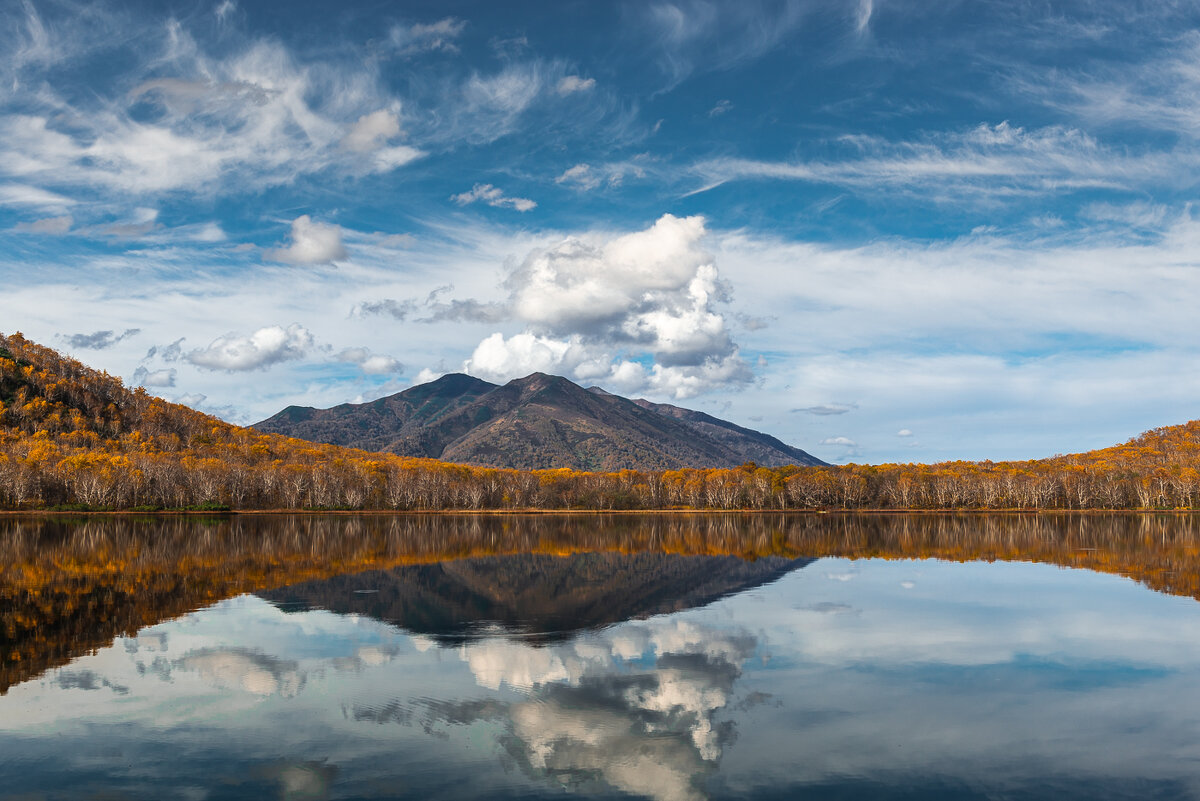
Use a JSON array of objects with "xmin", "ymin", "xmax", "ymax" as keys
[{"xmin": 7, "ymin": 512, "xmax": 1200, "ymax": 692}]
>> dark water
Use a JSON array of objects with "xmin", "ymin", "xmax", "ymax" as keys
[{"xmin": 4, "ymin": 513, "xmax": 1200, "ymax": 800}]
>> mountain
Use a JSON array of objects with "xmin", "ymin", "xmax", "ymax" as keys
[
  {"xmin": 259, "ymin": 552, "xmax": 812, "ymax": 642},
  {"xmin": 253, "ymin": 371, "xmax": 825, "ymax": 470}
]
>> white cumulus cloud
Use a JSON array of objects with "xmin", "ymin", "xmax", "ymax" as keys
[
  {"xmin": 265, "ymin": 215, "xmax": 347, "ymax": 265},
  {"xmin": 336, "ymin": 347, "xmax": 404, "ymax": 375},
  {"xmin": 461, "ymin": 214, "xmax": 751, "ymax": 398},
  {"xmin": 186, "ymin": 324, "xmax": 314, "ymax": 371}
]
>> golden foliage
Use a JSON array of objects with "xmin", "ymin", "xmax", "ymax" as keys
[{"xmin": 5, "ymin": 331, "xmax": 1200, "ymax": 511}]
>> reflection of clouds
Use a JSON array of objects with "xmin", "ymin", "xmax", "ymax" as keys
[
  {"xmin": 802, "ymin": 602, "xmax": 858, "ymax": 615},
  {"xmin": 178, "ymin": 648, "xmax": 304, "ymax": 697},
  {"xmin": 462, "ymin": 639, "xmax": 574, "ymax": 690},
  {"xmin": 53, "ymin": 669, "xmax": 129, "ymax": 695},
  {"xmin": 449, "ymin": 619, "xmax": 758, "ymax": 801},
  {"xmin": 329, "ymin": 644, "xmax": 400, "ymax": 673},
  {"xmin": 255, "ymin": 761, "xmax": 336, "ymax": 801},
  {"xmin": 123, "ymin": 631, "xmax": 169, "ymax": 653},
  {"xmin": 511, "ymin": 695, "xmax": 710, "ymax": 801}
]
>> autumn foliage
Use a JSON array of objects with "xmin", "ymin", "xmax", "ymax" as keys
[{"xmin": 4, "ymin": 331, "xmax": 1200, "ymax": 511}]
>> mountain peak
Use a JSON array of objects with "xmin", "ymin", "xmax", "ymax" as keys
[{"xmin": 255, "ymin": 371, "xmax": 825, "ymax": 470}]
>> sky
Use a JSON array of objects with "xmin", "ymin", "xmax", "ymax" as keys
[{"xmin": 2, "ymin": 0, "xmax": 1200, "ymax": 464}]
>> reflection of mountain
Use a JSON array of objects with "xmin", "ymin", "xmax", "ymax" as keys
[{"xmin": 259, "ymin": 553, "xmax": 810, "ymax": 641}]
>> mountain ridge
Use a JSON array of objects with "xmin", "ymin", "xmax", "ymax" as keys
[{"xmin": 255, "ymin": 371, "xmax": 826, "ymax": 470}]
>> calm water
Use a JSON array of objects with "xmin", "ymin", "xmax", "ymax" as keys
[{"xmin": 4, "ymin": 513, "xmax": 1200, "ymax": 799}]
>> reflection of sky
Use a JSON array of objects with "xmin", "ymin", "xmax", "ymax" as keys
[{"xmin": 5, "ymin": 559, "xmax": 1200, "ymax": 799}]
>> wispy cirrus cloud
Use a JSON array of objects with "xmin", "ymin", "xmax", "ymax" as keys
[
  {"xmin": 689, "ymin": 121, "xmax": 1185, "ymax": 201},
  {"xmin": 451, "ymin": 183, "xmax": 537, "ymax": 212}
]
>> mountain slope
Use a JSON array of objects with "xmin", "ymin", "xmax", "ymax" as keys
[{"xmin": 254, "ymin": 371, "xmax": 825, "ymax": 470}]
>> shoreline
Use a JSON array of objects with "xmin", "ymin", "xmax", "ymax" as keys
[{"xmin": 2, "ymin": 507, "xmax": 1198, "ymax": 517}]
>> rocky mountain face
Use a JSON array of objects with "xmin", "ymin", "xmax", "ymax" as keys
[{"xmin": 253, "ymin": 372, "xmax": 825, "ymax": 470}]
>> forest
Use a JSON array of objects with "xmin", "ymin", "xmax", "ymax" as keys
[{"xmin": 3, "ymin": 331, "xmax": 1200, "ymax": 511}]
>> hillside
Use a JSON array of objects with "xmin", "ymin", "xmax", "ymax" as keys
[
  {"xmin": 6, "ymin": 330, "xmax": 1200, "ymax": 511},
  {"xmin": 254, "ymin": 371, "xmax": 825, "ymax": 470}
]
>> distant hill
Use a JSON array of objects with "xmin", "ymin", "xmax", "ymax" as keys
[{"xmin": 253, "ymin": 372, "xmax": 825, "ymax": 470}]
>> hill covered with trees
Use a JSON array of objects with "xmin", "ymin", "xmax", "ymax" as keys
[{"xmin": 3, "ymin": 330, "xmax": 1200, "ymax": 511}]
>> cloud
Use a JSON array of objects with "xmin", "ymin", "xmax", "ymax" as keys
[
  {"xmin": 336, "ymin": 347, "xmax": 404, "ymax": 375},
  {"xmin": 132, "ymin": 366, "xmax": 176, "ymax": 387},
  {"xmin": 556, "ymin": 75, "xmax": 596, "ymax": 95},
  {"xmin": 151, "ymin": 338, "xmax": 186, "ymax": 363},
  {"xmin": 388, "ymin": 17, "xmax": 466, "ymax": 56},
  {"xmin": 556, "ymin": 163, "xmax": 601, "ymax": 191},
  {"xmin": 854, "ymin": 0, "xmax": 874, "ymax": 33},
  {"xmin": 174, "ymin": 392, "xmax": 207, "ymax": 408},
  {"xmin": 353, "ymin": 287, "xmax": 508, "ymax": 326},
  {"xmin": 0, "ymin": 183, "xmax": 76, "ymax": 210},
  {"xmin": 265, "ymin": 216, "xmax": 347, "ymax": 265},
  {"xmin": 0, "ymin": 22, "xmax": 427, "ymax": 204},
  {"xmin": 186, "ymin": 324, "xmax": 314, "ymax": 371},
  {"xmin": 96, "ymin": 207, "xmax": 160, "ymax": 238},
  {"xmin": 820, "ymin": 436, "xmax": 857, "ymax": 446},
  {"xmin": 688, "ymin": 121, "xmax": 1178, "ymax": 202},
  {"xmin": 420, "ymin": 297, "xmax": 509, "ymax": 324},
  {"xmin": 342, "ymin": 109, "xmax": 401, "ymax": 152},
  {"xmin": 708, "ymin": 99, "xmax": 733, "ymax": 117},
  {"xmin": 457, "ymin": 64, "xmax": 546, "ymax": 142},
  {"xmin": 451, "ymin": 183, "xmax": 537, "ymax": 212},
  {"xmin": 896, "ymin": 429, "xmax": 913, "ymax": 437},
  {"xmin": 341, "ymin": 109, "xmax": 425, "ymax": 172},
  {"xmin": 352, "ymin": 298, "xmax": 417, "ymax": 320},
  {"xmin": 464, "ymin": 332, "xmax": 585, "ymax": 381},
  {"xmin": 636, "ymin": 0, "xmax": 808, "ymax": 91},
  {"xmin": 460, "ymin": 214, "xmax": 751, "ymax": 398},
  {"xmin": 13, "ymin": 214, "xmax": 72, "ymax": 234},
  {"xmin": 62, "ymin": 328, "xmax": 140, "ymax": 350},
  {"xmin": 555, "ymin": 161, "xmax": 648, "ymax": 191},
  {"xmin": 795, "ymin": 403, "xmax": 857, "ymax": 416}
]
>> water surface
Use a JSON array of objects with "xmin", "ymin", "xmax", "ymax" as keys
[{"xmin": 3, "ymin": 513, "xmax": 1200, "ymax": 799}]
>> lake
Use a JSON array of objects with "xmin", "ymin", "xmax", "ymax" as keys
[{"xmin": 3, "ymin": 513, "xmax": 1200, "ymax": 799}]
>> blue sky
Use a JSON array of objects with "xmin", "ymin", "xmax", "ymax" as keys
[{"xmin": 3, "ymin": 0, "xmax": 1200, "ymax": 463}]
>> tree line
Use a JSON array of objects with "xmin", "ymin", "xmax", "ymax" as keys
[{"xmin": 4, "ymin": 331, "xmax": 1200, "ymax": 511}]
